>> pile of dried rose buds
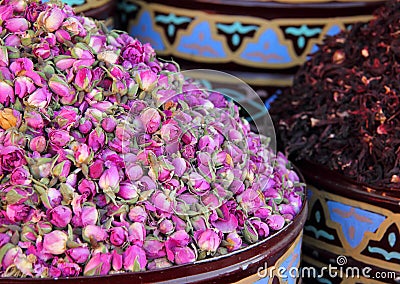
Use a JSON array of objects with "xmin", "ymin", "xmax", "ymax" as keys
[{"xmin": 0, "ymin": 0, "xmax": 304, "ymax": 278}]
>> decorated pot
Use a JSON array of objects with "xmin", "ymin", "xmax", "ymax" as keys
[
  {"xmin": 122, "ymin": 0, "xmax": 385, "ymax": 101},
  {"xmin": 297, "ymin": 160, "xmax": 400, "ymax": 284},
  {"xmin": 0, "ymin": 202, "xmax": 307, "ymax": 283},
  {"xmin": 43, "ymin": 0, "xmax": 116, "ymax": 26}
]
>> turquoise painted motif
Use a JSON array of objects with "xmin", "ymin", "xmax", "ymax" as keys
[
  {"xmin": 177, "ymin": 22, "xmax": 227, "ymax": 58},
  {"xmin": 284, "ymin": 25, "xmax": 321, "ymax": 49},
  {"xmin": 130, "ymin": 11, "xmax": 166, "ymax": 51},
  {"xmin": 241, "ymin": 29, "xmax": 292, "ymax": 64},
  {"xmin": 327, "ymin": 201, "xmax": 386, "ymax": 248},
  {"xmin": 216, "ymin": 21, "xmax": 259, "ymax": 51},
  {"xmin": 155, "ymin": 13, "xmax": 193, "ymax": 44},
  {"xmin": 368, "ymin": 246, "xmax": 400, "ymax": 261}
]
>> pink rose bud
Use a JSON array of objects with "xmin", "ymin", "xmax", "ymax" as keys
[
  {"xmin": 109, "ymin": 227, "xmax": 126, "ymax": 246},
  {"xmin": 189, "ymin": 172, "xmax": 211, "ymax": 195},
  {"xmin": 128, "ymin": 222, "xmax": 146, "ymax": 246},
  {"xmin": 226, "ymin": 232, "xmax": 242, "ymax": 252},
  {"xmin": 81, "ymin": 206, "xmax": 98, "ymax": 226},
  {"xmin": 0, "ymin": 146, "xmax": 27, "ymax": 172},
  {"xmin": 58, "ymin": 262, "xmax": 81, "ymax": 277},
  {"xmin": 49, "ymin": 74, "xmax": 74, "ymax": 98},
  {"xmin": 126, "ymin": 164, "xmax": 143, "ymax": 181},
  {"xmin": 181, "ymin": 145, "xmax": 195, "ymax": 159},
  {"xmin": 160, "ymin": 120, "xmax": 181, "ymax": 143},
  {"xmin": 2, "ymin": 246, "xmax": 19, "ymax": 270},
  {"xmin": 83, "ymin": 225, "xmax": 108, "ymax": 243},
  {"xmin": 140, "ymin": 108, "xmax": 161, "ymax": 134},
  {"xmin": 0, "ymin": 81, "xmax": 15, "ymax": 106},
  {"xmin": 52, "ymin": 160, "xmax": 72, "ymax": 181},
  {"xmin": 6, "ymin": 204, "xmax": 32, "ymax": 223},
  {"xmin": 67, "ymin": 247, "xmax": 90, "ymax": 264},
  {"xmin": 74, "ymin": 67, "xmax": 93, "ymax": 91},
  {"xmin": 5, "ymin": 17, "xmax": 29, "ymax": 32},
  {"xmin": 27, "ymin": 87, "xmax": 51, "ymax": 108},
  {"xmin": 79, "ymin": 119, "xmax": 93, "ymax": 134},
  {"xmin": 47, "ymin": 188, "xmax": 62, "ymax": 207},
  {"xmin": 171, "ymin": 216, "xmax": 187, "ymax": 231},
  {"xmin": 99, "ymin": 166, "xmax": 120, "ymax": 191},
  {"xmin": 101, "ymin": 117, "xmax": 117, "ymax": 133},
  {"xmin": 112, "ymin": 250, "xmax": 123, "ymax": 271},
  {"xmin": 29, "ymin": 136, "xmax": 47, "ymax": 153},
  {"xmin": 77, "ymin": 179, "xmax": 96, "ymax": 197},
  {"xmin": 10, "ymin": 167, "xmax": 31, "ymax": 186},
  {"xmin": 0, "ymin": 5, "xmax": 13, "ymax": 21},
  {"xmin": 173, "ymin": 247, "xmax": 196, "ymax": 265},
  {"xmin": 73, "ymin": 143, "xmax": 92, "ymax": 165},
  {"xmin": 89, "ymin": 159, "xmax": 104, "ymax": 179},
  {"xmin": 159, "ymin": 219, "xmax": 174, "ymax": 235},
  {"xmin": 33, "ymin": 42, "xmax": 51, "ymax": 59},
  {"xmin": 251, "ymin": 220, "xmax": 270, "ymax": 238},
  {"xmin": 48, "ymin": 205, "xmax": 72, "ymax": 228},
  {"xmin": 55, "ymin": 106, "xmax": 79, "ymax": 129},
  {"xmin": 15, "ymin": 76, "xmax": 36, "ymax": 99},
  {"xmin": 172, "ymin": 158, "xmax": 187, "ymax": 177},
  {"xmin": 38, "ymin": 7, "xmax": 65, "ymax": 32},
  {"xmin": 4, "ymin": 34, "xmax": 20, "ymax": 47},
  {"xmin": 43, "ymin": 231, "xmax": 68, "ymax": 255},
  {"xmin": 49, "ymin": 129, "xmax": 70, "ymax": 148},
  {"xmin": 25, "ymin": 111, "xmax": 44, "ymax": 130},
  {"xmin": 117, "ymin": 182, "xmax": 139, "ymax": 200},
  {"xmin": 123, "ymin": 245, "xmax": 147, "ymax": 271},
  {"xmin": 0, "ymin": 46, "xmax": 8, "ymax": 67},
  {"xmin": 143, "ymin": 240, "xmax": 166, "ymax": 259},
  {"xmin": 55, "ymin": 29, "xmax": 71, "ymax": 43},
  {"xmin": 138, "ymin": 69, "xmax": 157, "ymax": 91},
  {"xmin": 84, "ymin": 253, "xmax": 111, "ymax": 276},
  {"xmin": 198, "ymin": 135, "xmax": 216, "ymax": 152},
  {"xmin": 128, "ymin": 206, "xmax": 147, "ymax": 223},
  {"xmin": 87, "ymin": 127, "xmax": 105, "ymax": 152},
  {"xmin": 196, "ymin": 229, "xmax": 221, "ymax": 253},
  {"xmin": 266, "ymin": 214, "xmax": 285, "ymax": 231}
]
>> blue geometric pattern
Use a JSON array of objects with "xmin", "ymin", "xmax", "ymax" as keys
[
  {"xmin": 327, "ymin": 201, "xmax": 386, "ymax": 248},
  {"xmin": 177, "ymin": 22, "xmax": 227, "ymax": 58},
  {"xmin": 130, "ymin": 11, "xmax": 166, "ymax": 51},
  {"xmin": 241, "ymin": 29, "xmax": 291, "ymax": 64}
]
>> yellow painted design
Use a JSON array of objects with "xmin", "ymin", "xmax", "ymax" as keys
[
  {"xmin": 305, "ymin": 185, "xmax": 400, "ymax": 272},
  {"xmin": 73, "ymin": 0, "xmax": 113, "ymax": 13}
]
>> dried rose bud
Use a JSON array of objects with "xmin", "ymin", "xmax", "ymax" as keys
[
  {"xmin": 82, "ymin": 225, "xmax": 108, "ymax": 243},
  {"xmin": 52, "ymin": 160, "xmax": 72, "ymax": 181},
  {"xmin": 109, "ymin": 227, "xmax": 126, "ymax": 247},
  {"xmin": 99, "ymin": 166, "xmax": 120, "ymax": 192},
  {"xmin": 73, "ymin": 143, "xmax": 92, "ymax": 165},
  {"xmin": 48, "ymin": 205, "xmax": 72, "ymax": 228},
  {"xmin": 43, "ymin": 231, "xmax": 68, "ymax": 255},
  {"xmin": 128, "ymin": 222, "xmax": 146, "ymax": 246},
  {"xmin": 111, "ymin": 250, "xmax": 122, "ymax": 271},
  {"xmin": 128, "ymin": 206, "xmax": 147, "ymax": 223},
  {"xmin": 159, "ymin": 219, "xmax": 174, "ymax": 235},
  {"xmin": 123, "ymin": 245, "xmax": 147, "ymax": 272},
  {"xmin": 87, "ymin": 127, "xmax": 105, "ymax": 153},
  {"xmin": 37, "ymin": 6, "xmax": 65, "ymax": 32},
  {"xmin": 173, "ymin": 247, "xmax": 196, "ymax": 265},
  {"xmin": 0, "ymin": 146, "xmax": 27, "ymax": 172},
  {"xmin": 140, "ymin": 108, "xmax": 161, "ymax": 134},
  {"xmin": 27, "ymin": 87, "xmax": 51, "ymax": 108},
  {"xmin": 266, "ymin": 214, "xmax": 285, "ymax": 231},
  {"xmin": 0, "ymin": 82, "xmax": 15, "ymax": 107},
  {"xmin": 189, "ymin": 172, "xmax": 211, "ymax": 196},
  {"xmin": 5, "ymin": 17, "xmax": 29, "ymax": 32},
  {"xmin": 84, "ymin": 253, "xmax": 111, "ymax": 276},
  {"xmin": 88, "ymin": 159, "xmax": 104, "ymax": 179},
  {"xmin": 225, "ymin": 231, "xmax": 242, "ymax": 252},
  {"xmin": 117, "ymin": 182, "xmax": 139, "ymax": 200},
  {"xmin": 81, "ymin": 206, "xmax": 98, "ymax": 226},
  {"xmin": 196, "ymin": 229, "xmax": 221, "ymax": 253},
  {"xmin": 10, "ymin": 167, "xmax": 31, "ymax": 186},
  {"xmin": 29, "ymin": 136, "xmax": 47, "ymax": 153},
  {"xmin": 49, "ymin": 129, "xmax": 71, "ymax": 148}
]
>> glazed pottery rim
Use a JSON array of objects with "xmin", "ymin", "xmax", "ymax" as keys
[
  {"xmin": 149, "ymin": 0, "xmax": 385, "ymax": 9},
  {"xmin": 0, "ymin": 182, "xmax": 307, "ymax": 281},
  {"xmin": 296, "ymin": 159, "xmax": 400, "ymax": 200}
]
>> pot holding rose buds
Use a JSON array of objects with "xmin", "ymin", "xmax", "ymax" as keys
[
  {"xmin": 272, "ymin": 1, "xmax": 400, "ymax": 283},
  {"xmin": 0, "ymin": 0, "xmax": 306, "ymax": 283}
]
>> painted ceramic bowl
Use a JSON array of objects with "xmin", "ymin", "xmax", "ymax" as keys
[
  {"xmin": 122, "ymin": 0, "xmax": 385, "ymax": 100},
  {"xmin": 296, "ymin": 160, "xmax": 400, "ymax": 284},
  {"xmin": 1, "ymin": 199, "xmax": 307, "ymax": 283}
]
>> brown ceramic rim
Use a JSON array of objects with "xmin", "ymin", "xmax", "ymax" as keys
[
  {"xmin": 138, "ymin": 0, "xmax": 384, "ymax": 19},
  {"xmin": 296, "ymin": 160, "xmax": 400, "ymax": 211}
]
